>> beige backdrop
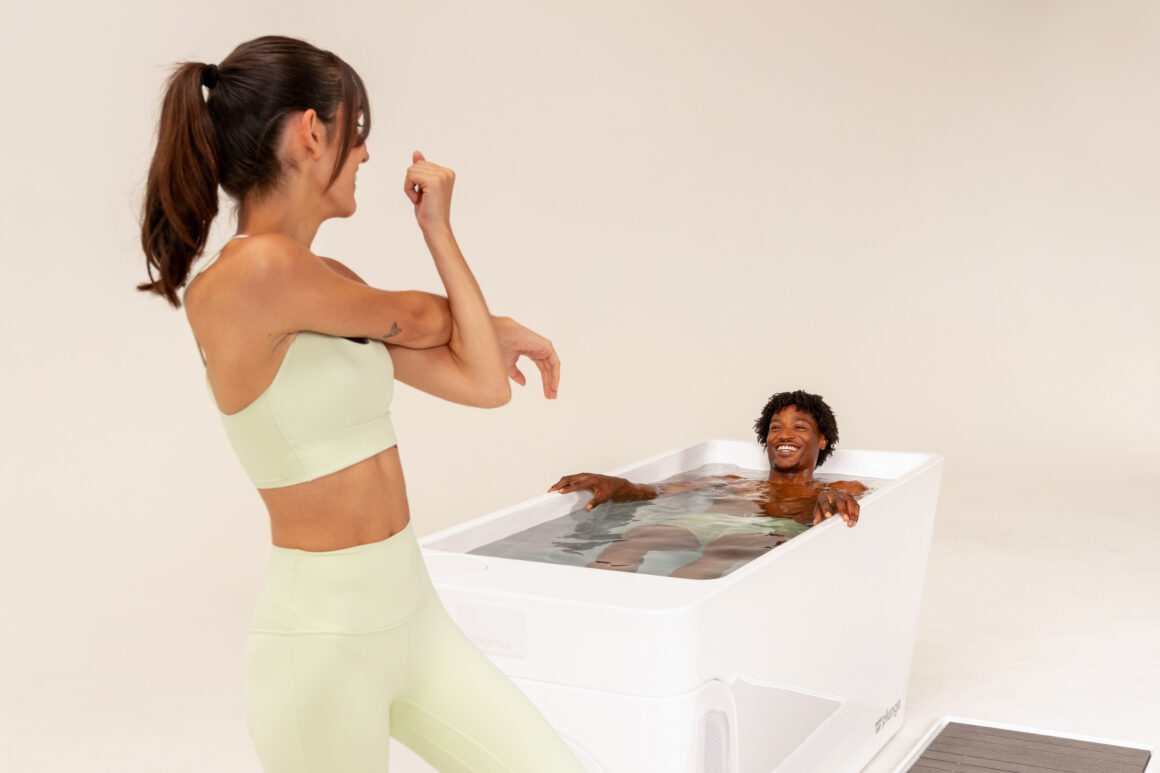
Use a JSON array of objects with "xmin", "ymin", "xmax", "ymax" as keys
[{"xmin": 2, "ymin": 1, "xmax": 1157, "ymax": 770}]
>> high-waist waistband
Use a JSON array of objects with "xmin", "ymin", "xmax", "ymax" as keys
[{"xmin": 251, "ymin": 522, "xmax": 432, "ymax": 634}]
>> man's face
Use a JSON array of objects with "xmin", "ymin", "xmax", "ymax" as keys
[{"xmin": 765, "ymin": 406, "xmax": 827, "ymax": 473}]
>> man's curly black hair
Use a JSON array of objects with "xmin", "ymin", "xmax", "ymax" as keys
[{"xmin": 753, "ymin": 389, "xmax": 839, "ymax": 468}]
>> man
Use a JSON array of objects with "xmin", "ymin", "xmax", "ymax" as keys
[{"xmin": 548, "ymin": 390, "xmax": 866, "ymax": 579}]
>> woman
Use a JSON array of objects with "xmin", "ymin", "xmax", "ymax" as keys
[{"xmin": 138, "ymin": 36, "xmax": 585, "ymax": 772}]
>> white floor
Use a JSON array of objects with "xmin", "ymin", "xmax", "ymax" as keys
[
  {"xmin": 392, "ymin": 471, "xmax": 1160, "ymax": 772},
  {"xmin": 862, "ymin": 471, "xmax": 1159, "ymax": 772}
]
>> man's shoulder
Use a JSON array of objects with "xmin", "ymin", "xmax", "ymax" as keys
[{"xmin": 826, "ymin": 479, "xmax": 868, "ymax": 494}]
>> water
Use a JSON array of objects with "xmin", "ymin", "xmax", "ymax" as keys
[{"xmin": 468, "ymin": 463, "xmax": 880, "ymax": 579}]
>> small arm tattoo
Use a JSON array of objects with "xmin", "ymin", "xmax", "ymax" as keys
[{"xmin": 381, "ymin": 322, "xmax": 402, "ymax": 340}]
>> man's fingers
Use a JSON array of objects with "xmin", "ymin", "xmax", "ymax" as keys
[
  {"xmin": 549, "ymin": 474, "xmax": 590, "ymax": 493},
  {"xmin": 549, "ymin": 475, "xmax": 576, "ymax": 492},
  {"xmin": 586, "ymin": 493, "xmax": 609, "ymax": 511},
  {"xmin": 508, "ymin": 363, "xmax": 526, "ymax": 386},
  {"xmin": 829, "ymin": 494, "xmax": 858, "ymax": 527}
]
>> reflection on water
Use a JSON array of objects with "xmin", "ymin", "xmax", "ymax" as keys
[{"xmin": 468, "ymin": 464, "xmax": 879, "ymax": 579}]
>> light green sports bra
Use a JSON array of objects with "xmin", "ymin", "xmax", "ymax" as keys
[{"xmin": 182, "ymin": 235, "xmax": 398, "ymax": 489}]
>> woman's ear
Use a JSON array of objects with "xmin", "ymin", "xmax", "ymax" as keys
[{"xmin": 289, "ymin": 109, "xmax": 324, "ymax": 161}]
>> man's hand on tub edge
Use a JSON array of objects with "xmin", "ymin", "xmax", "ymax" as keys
[
  {"xmin": 812, "ymin": 489, "xmax": 860, "ymax": 528},
  {"xmin": 548, "ymin": 474, "xmax": 658, "ymax": 510}
]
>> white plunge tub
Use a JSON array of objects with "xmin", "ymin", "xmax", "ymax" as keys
[{"xmin": 419, "ymin": 440, "xmax": 944, "ymax": 773}]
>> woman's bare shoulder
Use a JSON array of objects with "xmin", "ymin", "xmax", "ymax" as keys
[
  {"xmin": 191, "ymin": 235, "xmax": 324, "ymax": 314},
  {"xmin": 223, "ymin": 233, "xmax": 314, "ymax": 280},
  {"xmin": 230, "ymin": 241, "xmax": 374, "ymax": 296},
  {"xmin": 184, "ymin": 235, "xmax": 312, "ymax": 336},
  {"xmin": 317, "ymin": 256, "xmax": 368, "ymax": 284}
]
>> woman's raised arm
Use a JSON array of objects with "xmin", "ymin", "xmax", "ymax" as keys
[{"xmin": 395, "ymin": 151, "xmax": 509, "ymax": 406}]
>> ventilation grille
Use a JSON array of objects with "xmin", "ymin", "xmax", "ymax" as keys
[{"xmin": 701, "ymin": 709, "xmax": 729, "ymax": 773}]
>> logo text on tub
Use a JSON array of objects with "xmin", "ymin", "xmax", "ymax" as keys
[{"xmin": 875, "ymin": 700, "xmax": 902, "ymax": 733}]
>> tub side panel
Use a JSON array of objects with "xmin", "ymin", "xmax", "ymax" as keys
[{"xmin": 696, "ymin": 460, "xmax": 943, "ymax": 771}]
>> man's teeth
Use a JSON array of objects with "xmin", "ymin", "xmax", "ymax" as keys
[{"xmin": 777, "ymin": 445, "xmax": 798, "ymax": 452}]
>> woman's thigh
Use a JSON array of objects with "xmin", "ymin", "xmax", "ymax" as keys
[
  {"xmin": 391, "ymin": 592, "xmax": 586, "ymax": 773},
  {"xmin": 244, "ymin": 628, "xmax": 406, "ymax": 772}
]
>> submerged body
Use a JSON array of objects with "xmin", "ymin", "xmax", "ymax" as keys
[
  {"xmin": 472, "ymin": 464, "xmax": 881, "ymax": 578},
  {"xmin": 666, "ymin": 473, "xmax": 868, "ymax": 523},
  {"xmin": 549, "ymin": 394, "xmax": 866, "ymax": 578},
  {"xmin": 580, "ymin": 473, "xmax": 866, "ymax": 579}
]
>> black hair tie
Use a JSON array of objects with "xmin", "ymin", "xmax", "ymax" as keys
[{"xmin": 201, "ymin": 63, "xmax": 219, "ymax": 89}]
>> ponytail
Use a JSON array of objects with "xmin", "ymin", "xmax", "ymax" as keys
[
  {"xmin": 137, "ymin": 37, "xmax": 371, "ymax": 308},
  {"xmin": 137, "ymin": 62, "xmax": 220, "ymax": 308}
]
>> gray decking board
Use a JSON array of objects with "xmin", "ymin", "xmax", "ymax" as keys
[
  {"xmin": 932, "ymin": 735, "xmax": 1143, "ymax": 766},
  {"xmin": 905, "ymin": 761, "xmax": 973, "ymax": 772},
  {"xmin": 906, "ymin": 722, "xmax": 1151, "ymax": 773},
  {"xmin": 939, "ymin": 723, "xmax": 1152, "ymax": 762},
  {"xmin": 928, "ymin": 735, "xmax": 1146, "ymax": 769}
]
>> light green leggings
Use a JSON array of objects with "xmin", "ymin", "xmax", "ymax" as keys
[{"xmin": 244, "ymin": 522, "xmax": 586, "ymax": 772}]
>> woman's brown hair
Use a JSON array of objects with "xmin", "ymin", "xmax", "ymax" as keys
[{"xmin": 137, "ymin": 36, "xmax": 370, "ymax": 307}]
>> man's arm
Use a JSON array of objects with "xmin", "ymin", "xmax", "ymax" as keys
[
  {"xmin": 548, "ymin": 474, "xmax": 658, "ymax": 511},
  {"xmin": 548, "ymin": 474, "xmax": 725, "ymax": 511}
]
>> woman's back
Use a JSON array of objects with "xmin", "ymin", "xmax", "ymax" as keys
[{"xmin": 183, "ymin": 236, "xmax": 412, "ymax": 549}]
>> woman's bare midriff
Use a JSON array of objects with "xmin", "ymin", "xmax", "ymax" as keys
[
  {"xmin": 185, "ymin": 258, "xmax": 411, "ymax": 553},
  {"xmin": 258, "ymin": 446, "xmax": 412, "ymax": 551}
]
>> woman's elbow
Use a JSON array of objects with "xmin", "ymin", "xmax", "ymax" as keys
[{"xmin": 475, "ymin": 381, "xmax": 512, "ymax": 409}]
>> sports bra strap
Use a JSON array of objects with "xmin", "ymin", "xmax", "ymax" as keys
[{"xmin": 185, "ymin": 233, "xmax": 251, "ymax": 367}]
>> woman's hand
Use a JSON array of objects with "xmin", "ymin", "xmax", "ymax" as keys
[
  {"xmin": 494, "ymin": 317, "xmax": 560, "ymax": 399},
  {"xmin": 812, "ymin": 489, "xmax": 861, "ymax": 527},
  {"xmin": 403, "ymin": 151, "xmax": 454, "ymax": 233},
  {"xmin": 549, "ymin": 474, "xmax": 656, "ymax": 510}
]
